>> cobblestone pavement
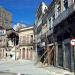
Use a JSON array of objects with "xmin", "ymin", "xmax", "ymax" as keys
[{"xmin": 0, "ymin": 60, "xmax": 74, "ymax": 75}]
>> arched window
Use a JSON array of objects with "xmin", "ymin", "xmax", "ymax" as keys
[{"xmin": 64, "ymin": 0, "xmax": 68, "ymax": 10}]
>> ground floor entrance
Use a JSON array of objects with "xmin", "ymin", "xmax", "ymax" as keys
[
  {"xmin": 48, "ymin": 45, "xmax": 54, "ymax": 65},
  {"xmin": 63, "ymin": 39, "xmax": 72, "ymax": 70},
  {"xmin": 19, "ymin": 46, "xmax": 33, "ymax": 60},
  {"xmin": 58, "ymin": 42, "xmax": 63, "ymax": 67},
  {"xmin": 55, "ymin": 39, "xmax": 73, "ymax": 71}
]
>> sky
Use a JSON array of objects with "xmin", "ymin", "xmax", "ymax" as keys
[{"xmin": 0, "ymin": 0, "xmax": 52, "ymax": 27}]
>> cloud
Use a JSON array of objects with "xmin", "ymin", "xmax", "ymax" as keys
[{"xmin": 13, "ymin": 22, "xmax": 26, "ymax": 30}]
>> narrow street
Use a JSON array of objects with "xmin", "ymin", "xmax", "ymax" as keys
[
  {"xmin": 0, "ymin": 0, "xmax": 75, "ymax": 75},
  {"xmin": 0, "ymin": 60, "xmax": 50, "ymax": 75},
  {"xmin": 0, "ymin": 60, "xmax": 74, "ymax": 75}
]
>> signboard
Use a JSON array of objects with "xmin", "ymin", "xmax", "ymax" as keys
[{"xmin": 70, "ymin": 39, "xmax": 75, "ymax": 46}]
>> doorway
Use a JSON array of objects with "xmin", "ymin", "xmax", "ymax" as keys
[
  {"xmin": 63, "ymin": 39, "xmax": 72, "ymax": 70},
  {"xmin": 58, "ymin": 43, "xmax": 63, "ymax": 67},
  {"xmin": 64, "ymin": 43, "xmax": 71, "ymax": 70},
  {"xmin": 22, "ymin": 48, "xmax": 25, "ymax": 59},
  {"xmin": 48, "ymin": 45, "xmax": 54, "ymax": 65}
]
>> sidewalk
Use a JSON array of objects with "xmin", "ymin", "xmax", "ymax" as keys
[
  {"xmin": 35, "ymin": 62, "xmax": 74, "ymax": 75},
  {"xmin": 44, "ymin": 66, "xmax": 74, "ymax": 75}
]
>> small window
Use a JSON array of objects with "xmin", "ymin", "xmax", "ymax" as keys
[
  {"xmin": 23, "ymin": 48, "xmax": 25, "ymax": 50},
  {"xmin": 6, "ymin": 53, "xmax": 7, "ymax": 56},
  {"xmin": 20, "ymin": 49, "xmax": 21, "ymax": 51},
  {"xmin": 31, "ymin": 35, "xmax": 33, "ymax": 37},
  {"xmin": 0, "ymin": 40, "xmax": 2, "ymax": 42},
  {"xmin": 64, "ymin": 0, "xmax": 68, "ymax": 10},
  {"xmin": 49, "ymin": 18, "xmax": 51, "ymax": 29},
  {"xmin": 57, "ymin": 4, "xmax": 61, "ymax": 15},
  {"xmin": 31, "ymin": 48, "xmax": 32, "ymax": 50},
  {"xmin": 10, "ymin": 54, "xmax": 12, "ymax": 57},
  {"xmin": 53, "ymin": 14, "xmax": 55, "ymax": 21}
]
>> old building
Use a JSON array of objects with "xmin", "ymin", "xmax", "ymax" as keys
[
  {"xmin": 0, "ymin": 7, "xmax": 19, "ymax": 60},
  {"xmin": 35, "ymin": 2, "xmax": 48, "ymax": 62},
  {"xmin": 0, "ymin": 7, "xmax": 12, "ymax": 29},
  {"xmin": 18, "ymin": 26, "xmax": 34, "ymax": 60},
  {"xmin": 35, "ymin": 0, "xmax": 75, "ymax": 72},
  {"xmin": 0, "ymin": 7, "xmax": 34, "ymax": 60},
  {"xmin": 53, "ymin": 0, "xmax": 75, "ymax": 71},
  {"xmin": 0, "ymin": 26, "xmax": 7, "ymax": 59},
  {"xmin": 6, "ymin": 29, "xmax": 19, "ymax": 60},
  {"xmin": 0, "ymin": 28, "xmax": 19, "ymax": 60}
]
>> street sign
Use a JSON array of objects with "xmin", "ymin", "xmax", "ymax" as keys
[{"xmin": 70, "ymin": 39, "xmax": 75, "ymax": 46}]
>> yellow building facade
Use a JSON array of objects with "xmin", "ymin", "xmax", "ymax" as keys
[{"xmin": 18, "ymin": 26, "xmax": 34, "ymax": 60}]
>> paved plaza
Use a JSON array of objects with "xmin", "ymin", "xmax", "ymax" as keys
[{"xmin": 0, "ymin": 60, "xmax": 74, "ymax": 75}]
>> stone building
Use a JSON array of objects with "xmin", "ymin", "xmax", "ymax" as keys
[
  {"xmin": 18, "ymin": 26, "xmax": 34, "ymax": 60},
  {"xmin": 0, "ymin": 27, "xmax": 7, "ymax": 59},
  {"xmin": 0, "ymin": 7, "xmax": 19, "ymax": 60},
  {"xmin": 35, "ymin": 2, "xmax": 48, "ymax": 62},
  {"xmin": 0, "ymin": 7, "xmax": 35, "ymax": 61},
  {"xmin": 47, "ymin": 0, "xmax": 75, "ymax": 71},
  {"xmin": 0, "ymin": 7, "xmax": 12, "ymax": 29},
  {"xmin": 0, "ymin": 28, "xmax": 19, "ymax": 60},
  {"xmin": 53, "ymin": 0, "xmax": 75, "ymax": 71},
  {"xmin": 0, "ymin": 7, "xmax": 12, "ymax": 59},
  {"xmin": 35, "ymin": 0, "xmax": 75, "ymax": 72}
]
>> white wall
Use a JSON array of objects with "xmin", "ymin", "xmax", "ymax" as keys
[{"xmin": 42, "ymin": 2, "xmax": 48, "ymax": 14}]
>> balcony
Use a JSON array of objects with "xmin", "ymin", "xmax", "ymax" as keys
[
  {"xmin": 53, "ymin": 4, "xmax": 75, "ymax": 27},
  {"xmin": 19, "ymin": 41, "xmax": 33, "ymax": 46}
]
